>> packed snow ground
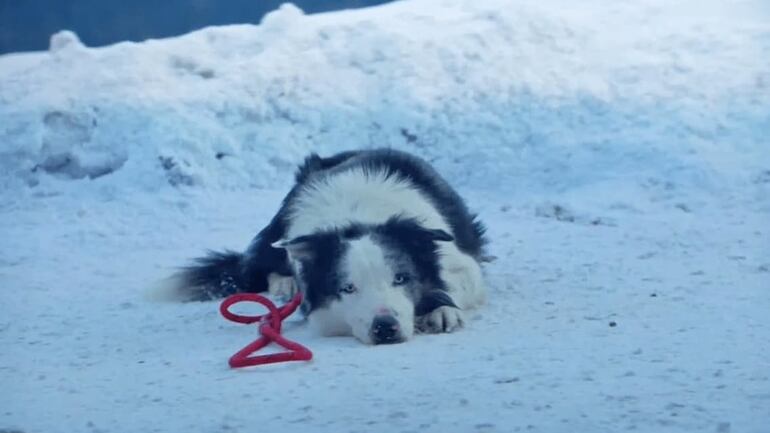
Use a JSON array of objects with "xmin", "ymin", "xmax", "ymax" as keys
[{"xmin": 1, "ymin": 0, "xmax": 769, "ymax": 432}]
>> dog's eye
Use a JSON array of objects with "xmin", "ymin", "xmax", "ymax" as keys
[
  {"xmin": 393, "ymin": 273, "xmax": 411, "ymax": 285},
  {"xmin": 340, "ymin": 283, "xmax": 357, "ymax": 294}
]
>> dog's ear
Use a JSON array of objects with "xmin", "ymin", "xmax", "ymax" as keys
[
  {"xmin": 272, "ymin": 235, "xmax": 316, "ymax": 261},
  {"xmin": 424, "ymin": 228, "xmax": 454, "ymax": 242},
  {"xmin": 272, "ymin": 233, "xmax": 342, "ymax": 262},
  {"xmin": 381, "ymin": 216, "xmax": 455, "ymax": 245}
]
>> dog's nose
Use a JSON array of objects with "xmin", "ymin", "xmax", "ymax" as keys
[{"xmin": 370, "ymin": 315, "xmax": 401, "ymax": 344}]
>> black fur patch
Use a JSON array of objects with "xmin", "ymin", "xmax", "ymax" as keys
[
  {"xmin": 294, "ymin": 151, "xmax": 359, "ymax": 184},
  {"xmin": 291, "ymin": 232, "xmax": 347, "ymax": 313},
  {"xmin": 372, "ymin": 216, "xmax": 450, "ymax": 294},
  {"xmin": 240, "ymin": 212, "xmax": 293, "ymax": 289}
]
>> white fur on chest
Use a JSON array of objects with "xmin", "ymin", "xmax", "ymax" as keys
[{"xmin": 286, "ymin": 168, "xmax": 450, "ymax": 239}]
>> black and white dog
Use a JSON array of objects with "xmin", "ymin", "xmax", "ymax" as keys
[{"xmin": 172, "ymin": 149, "xmax": 487, "ymax": 344}]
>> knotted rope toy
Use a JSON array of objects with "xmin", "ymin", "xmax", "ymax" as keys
[{"xmin": 219, "ymin": 292, "xmax": 313, "ymax": 368}]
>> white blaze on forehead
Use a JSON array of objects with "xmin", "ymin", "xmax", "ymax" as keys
[
  {"xmin": 343, "ymin": 235, "xmax": 393, "ymax": 291},
  {"xmin": 286, "ymin": 168, "xmax": 451, "ymax": 239}
]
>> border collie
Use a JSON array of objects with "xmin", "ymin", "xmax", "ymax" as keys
[{"xmin": 171, "ymin": 149, "xmax": 487, "ymax": 344}]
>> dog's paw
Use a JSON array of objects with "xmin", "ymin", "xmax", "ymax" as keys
[{"xmin": 416, "ymin": 306, "xmax": 464, "ymax": 334}]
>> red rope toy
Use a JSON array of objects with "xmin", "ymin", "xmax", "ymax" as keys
[{"xmin": 219, "ymin": 292, "xmax": 313, "ymax": 368}]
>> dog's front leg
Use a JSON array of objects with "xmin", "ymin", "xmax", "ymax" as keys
[{"xmin": 415, "ymin": 290, "xmax": 464, "ymax": 333}]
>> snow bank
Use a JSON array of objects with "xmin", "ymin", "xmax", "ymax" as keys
[{"xmin": 1, "ymin": 0, "xmax": 768, "ymax": 198}]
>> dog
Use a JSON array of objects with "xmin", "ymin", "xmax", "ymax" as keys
[{"xmin": 170, "ymin": 148, "xmax": 487, "ymax": 344}]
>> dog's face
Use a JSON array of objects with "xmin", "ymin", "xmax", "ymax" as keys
[{"xmin": 274, "ymin": 217, "xmax": 453, "ymax": 344}]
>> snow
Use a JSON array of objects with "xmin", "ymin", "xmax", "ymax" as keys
[{"xmin": 1, "ymin": 0, "xmax": 768, "ymax": 432}]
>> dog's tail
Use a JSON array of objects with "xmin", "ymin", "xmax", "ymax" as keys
[{"xmin": 153, "ymin": 250, "xmax": 259, "ymax": 302}]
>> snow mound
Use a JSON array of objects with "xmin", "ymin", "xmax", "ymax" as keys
[{"xmin": 1, "ymin": 0, "xmax": 768, "ymax": 196}]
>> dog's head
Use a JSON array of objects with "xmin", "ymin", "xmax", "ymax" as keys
[{"xmin": 273, "ymin": 217, "xmax": 453, "ymax": 344}]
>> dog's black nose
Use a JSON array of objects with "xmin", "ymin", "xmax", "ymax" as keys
[{"xmin": 371, "ymin": 315, "xmax": 401, "ymax": 344}]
